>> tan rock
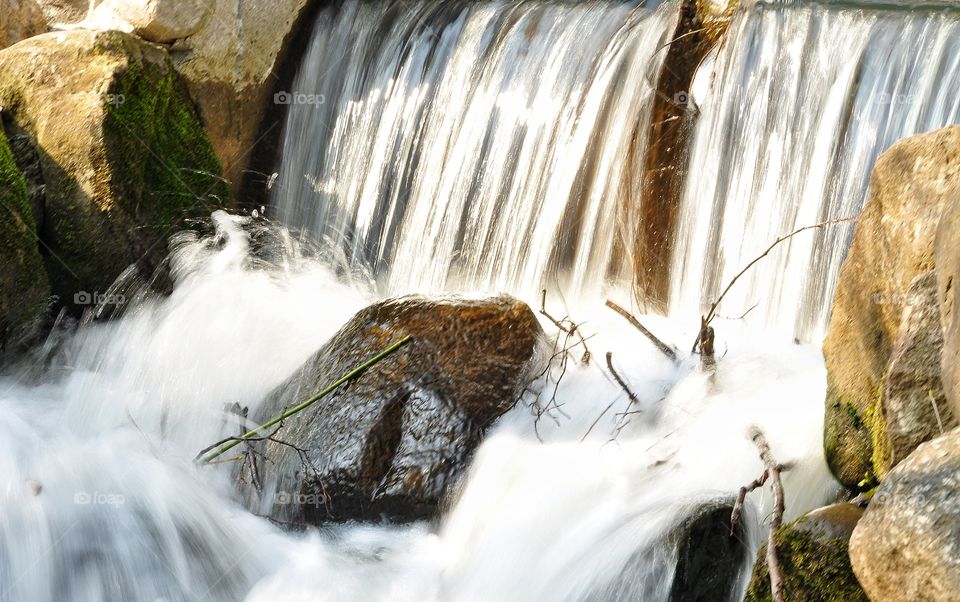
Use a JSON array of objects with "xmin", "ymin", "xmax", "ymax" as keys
[
  {"xmin": 850, "ymin": 427, "xmax": 960, "ymax": 602},
  {"xmin": 823, "ymin": 125, "xmax": 960, "ymax": 489},
  {"xmin": 35, "ymin": 0, "xmax": 97, "ymax": 27},
  {"xmin": 883, "ymin": 271, "xmax": 956, "ymax": 467},
  {"xmin": 937, "ymin": 196, "xmax": 960, "ymax": 421},
  {"xmin": 0, "ymin": 30, "xmax": 228, "ymax": 310},
  {"xmin": 172, "ymin": 0, "xmax": 312, "ymax": 192},
  {"xmin": 94, "ymin": 0, "xmax": 212, "ymax": 43},
  {"xmin": 0, "ymin": 0, "xmax": 47, "ymax": 49}
]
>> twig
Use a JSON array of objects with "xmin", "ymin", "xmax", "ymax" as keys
[
  {"xmin": 606, "ymin": 352, "xmax": 638, "ymax": 403},
  {"xmin": 605, "ymin": 300, "xmax": 678, "ymax": 362},
  {"xmin": 730, "ymin": 470, "xmax": 768, "ymax": 534},
  {"xmin": 540, "ymin": 290, "xmax": 592, "ymax": 365},
  {"xmin": 580, "ymin": 399, "xmax": 618, "ymax": 443},
  {"xmin": 750, "ymin": 426, "xmax": 787, "ymax": 602},
  {"xmin": 198, "ymin": 336, "xmax": 412, "ymax": 463},
  {"xmin": 929, "ymin": 390, "xmax": 945, "ymax": 435},
  {"xmin": 693, "ymin": 217, "xmax": 855, "ymax": 353}
]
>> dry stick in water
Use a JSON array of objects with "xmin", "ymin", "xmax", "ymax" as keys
[
  {"xmin": 580, "ymin": 352, "xmax": 639, "ymax": 442},
  {"xmin": 606, "ymin": 352, "xmax": 638, "ymax": 403},
  {"xmin": 605, "ymin": 300, "xmax": 678, "ymax": 362},
  {"xmin": 540, "ymin": 290, "xmax": 592, "ymax": 365},
  {"xmin": 692, "ymin": 216, "xmax": 856, "ymax": 353},
  {"xmin": 736, "ymin": 426, "xmax": 788, "ymax": 602},
  {"xmin": 198, "ymin": 336, "xmax": 412, "ymax": 464}
]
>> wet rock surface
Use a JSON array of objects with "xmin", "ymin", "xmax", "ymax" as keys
[
  {"xmin": 242, "ymin": 295, "xmax": 546, "ymax": 524},
  {"xmin": 669, "ymin": 503, "xmax": 750, "ymax": 602}
]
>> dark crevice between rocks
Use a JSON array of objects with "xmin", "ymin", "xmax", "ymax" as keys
[{"xmin": 236, "ymin": 0, "xmax": 336, "ymax": 211}]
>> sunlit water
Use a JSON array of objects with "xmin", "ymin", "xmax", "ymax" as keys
[{"xmin": 9, "ymin": 0, "xmax": 960, "ymax": 599}]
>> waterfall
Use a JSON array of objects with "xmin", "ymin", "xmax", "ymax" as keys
[
  {"xmin": 272, "ymin": 0, "xmax": 676, "ymax": 298},
  {"xmin": 670, "ymin": 0, "xmax": 960, "ymax": 340},
  {"xmin": 7, "ymin": 0, "xmax": 960, "ymax": 600}
]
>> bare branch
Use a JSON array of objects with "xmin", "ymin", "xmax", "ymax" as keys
[
  {"xmin": 605, "ymin": 299, "xmax": 678, "ymax": 362},
  {"xmin": 750, "ymin": 426, "xmax": 787, "ymax": 602},
  {"xmin": 730, "ymin": 470, "xmax": 768, "ymax": 534},
  {"xmin": 541, "ymin": 290, "xmax": 592, "ymax": 365},
  {"xmin": 606, "ymin": 352, "xmax": 638, "ymax": 403},
  {"xmin": 693, "ymin": 217, "xmax": 855, "ymax": 353}
]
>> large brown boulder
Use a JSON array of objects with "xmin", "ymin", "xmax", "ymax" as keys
[
  {"xmin": 744, "ymin": 503, "xmax": 869, "ymax": 602},
  {"xmin": 850, "ymin": 427, "xmax": 960, "ymax": 602},
  {"xmin": 0, "ymin": 30, "xmax": 228, "ymax": 311},
  {"xmin": 823, "ymin": 125, "xmax": 960, "ymax": 489},
  {"xmin": 240, "ymin": 295, "xmax": 546, "ymax": 524}
]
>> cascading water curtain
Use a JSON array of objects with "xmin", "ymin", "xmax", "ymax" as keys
[
  {"xmin": 670, "ymin": 0, "xmax": 960, "ymax": 341},
  {"xmin": 271, "ymin": 0, "xmax": 677, "ymax": 299}
]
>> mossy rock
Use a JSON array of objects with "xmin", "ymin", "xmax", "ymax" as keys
[
  {"xmin": 0, "ymin": 30, "xmax": 227, "ymax": 311},
  {"xmin": 823, "ymin": 126, "xmax": 960, "ymax": 490},
  {"xmin": 745, "ymin": 504, "xmax": 869, "ymax": 602},
  {"xmin": 0, "ymin": 129, "xmax": 49, "ymax": 352}
]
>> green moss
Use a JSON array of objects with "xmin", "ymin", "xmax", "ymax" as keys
[
  {"xmin": 867, "ymin": 384, "xmax": 892, "ymax": 480},
  {"xmin": 0, "ymin": 132, "xmax": 49, "ymax": 349},
  {"xmin": 823, "ymin": 370, "xmax": 896, "ymax": 492},
  {"xmin": 103, "ymin": 42, "xmax": 229, "ymax": 233},
  {"xmin": 744, "ymin": 525, "xmax": 869, "ymax": 602}
]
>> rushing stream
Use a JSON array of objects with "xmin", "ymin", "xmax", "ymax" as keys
[{"xmin": 3, "ymin": 0, "xmax": 960, "ymax": 600}]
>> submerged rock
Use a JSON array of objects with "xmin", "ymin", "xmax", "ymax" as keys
[
  {"xmin": 850, "ymin": 427, "xmax": 960, "ymax": 602},
  {"xmin": 744, "ymin": 503, "xmax": 868, "ymax": 602},
  {"xmin": 0, "ymin": 30, "xmax": 228, "ymax": 312},
  {"xmin": 0, "ymin": 129, "xmax": 49, "ymax": 354},
  {"xmin": 823, "ymin": 125, "xmax": 960, "ymax": 489},
  {"xmin": 242, "ymin": 295, "xmax": 546, "ymax": 524},
  {"xmin": 669, "ymin": 503, "xmax": 750, "ymax": 602}
]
